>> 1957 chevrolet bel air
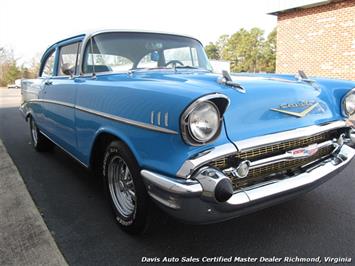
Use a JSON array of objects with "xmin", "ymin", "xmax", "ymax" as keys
[{"xmin": 20, "ymin": 30, "xmax": 355, "ymax": 234}]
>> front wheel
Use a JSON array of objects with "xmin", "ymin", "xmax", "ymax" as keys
[
  {"xmin": 29, "ymin": 116, "xmax": 54, "ymax": 152},
  {"xmin": 103, "ymin": 140, "xmax": 151, "ymax": 234}
]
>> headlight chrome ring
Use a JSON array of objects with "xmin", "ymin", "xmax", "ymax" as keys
[
  {"xmin": 342, "ymin": 88, "xmax": 355, "ymax": 117},
  {"xmin": 181, "ymin": 94, "xmax": 229, "ymax": 146}
]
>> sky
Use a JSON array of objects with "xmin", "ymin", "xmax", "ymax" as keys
[{"xmin": 0, "ymin": 0, "xmax": 278, "ymax": 65}]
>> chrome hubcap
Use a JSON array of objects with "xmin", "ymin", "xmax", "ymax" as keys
[
  {"xmin": 31, "ymin": 119, "xmax": 38, "ymax": 146},
  {"xmin": 107, "ymin": 155, "xmax": 136, "ymax": 218}
]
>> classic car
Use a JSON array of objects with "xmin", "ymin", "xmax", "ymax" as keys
[
  {"xmin": 8, "ymin": 79, "xmax": 22, "ymax": 89},
  {"xmin": 20, "ymin": 30, "xmax": 355, "ymax": 234}
]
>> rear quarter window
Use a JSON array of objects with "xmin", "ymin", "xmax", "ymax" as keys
[{"xmin": 41, "ymin": 51, "xmax": 56, "ymax": 77}]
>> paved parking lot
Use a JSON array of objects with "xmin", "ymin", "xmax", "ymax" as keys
[{"xmin": 0, "ymin": 89, "xmax": 354, "ymax": 265}]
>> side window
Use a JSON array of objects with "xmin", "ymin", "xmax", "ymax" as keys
[
  {"xmin": 58, "ymin": 42, "xmax": 81, "ymax": 76},
  {"xmin": 41, "ymin": 51, "xmax": 55, "ymax": 77},
  {"xmin": 83, "ymin": 37, "xmax": 133, "ymax": 73}
]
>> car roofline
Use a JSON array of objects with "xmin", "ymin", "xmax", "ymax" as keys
[
  {"xmin": 41, "ymin": 29, "xmax": 203, "ymax": 76},
  {"xmin": 78, "ymin": 29, "xmax": 203, "ymax": 75},
  {"xmin": 82, "ymin": 29, "xmax": 201, "ymax": 43},
  {"xmin": 45, "ymin": 29, "xmax": 201, "ymax": 51}
]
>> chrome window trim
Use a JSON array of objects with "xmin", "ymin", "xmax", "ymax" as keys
[
  {"xmin": 40, "ymin": 49, "xmax": 56, "ymax": 78},
  {"xmin": 176, "ymin": 120, "xmax": 348, "ymax": 178},
  {"xmin": 56, "ymin": 41, "xmax": 82, "ymax": 77},
  {"xmin": 25, "ymin": 99, "xmax": 178, "ymax": 135},
  {"xmin": 341, "ymin": 87, "xmax": 355, "ymax": 117},
  {"xmin": 79, "ymin": 29, "xmax": 205, "ymax": 75}
]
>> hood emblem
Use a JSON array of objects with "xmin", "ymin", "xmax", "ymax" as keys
[{"xmin": 271, "ymin": 101, "xmax": 320, "ymax": 118}]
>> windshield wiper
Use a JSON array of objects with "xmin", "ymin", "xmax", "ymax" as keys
[
  {"xmin": 175, "ymin": 66, "xmax": 199, "ymax": 69},
  {"xmin": 130, "ymin": 67, "xmax": 171, "ymax": 73},
  {"xmin": 175, "ymin": 66, "xmax": 211, "ymax": 72}
]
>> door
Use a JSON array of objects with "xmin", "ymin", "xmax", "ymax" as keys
[
  {"xmin": 42, "ymin": 41, "xmax": 81, "ymax": 155},
  {"xmin": 31, "ymin": 49, "xmax": 56, "ymax": 130}
]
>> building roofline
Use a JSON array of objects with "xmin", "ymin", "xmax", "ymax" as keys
[{"xmin": 268, "ymin": 0, "xmax": 335, "ymax": 15}]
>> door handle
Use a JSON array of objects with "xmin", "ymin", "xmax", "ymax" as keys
[{"xmin": 44, "ymin": 80, "xmax": 53, "ymax": 85}]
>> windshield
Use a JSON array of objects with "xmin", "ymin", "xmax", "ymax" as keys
[{"xmin": 82, "ymin": 32, "xmax": 212, "ymax": 73}]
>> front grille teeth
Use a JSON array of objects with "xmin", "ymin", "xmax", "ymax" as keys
[{"xmin": 209, "ymin": 130, "xmax": 341, "ymax": 189}]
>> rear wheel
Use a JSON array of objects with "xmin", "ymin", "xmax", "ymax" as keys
[
  {"xmin": 102, "ymin": 140, "xmax": 151, "ymax": 234},
  {"xmin": 29, "ymin": 116, "xmax": 54, "ymax": 152}
]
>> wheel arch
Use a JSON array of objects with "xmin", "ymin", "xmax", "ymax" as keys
[
  {"xmin": 89, "ymin": 127, "xmax": 141, "ymax": 171},
  {"xmin": 24, "ymin": 109, "xmax": 33, "ymax": 121}
]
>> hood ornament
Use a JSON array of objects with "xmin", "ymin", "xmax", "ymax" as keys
[
  {"xmin": 218, "ymin": 70, "xmax": 246, "ymax": 94},
  {"xmin": 271, "ymin": 101, "xmax": 320, "ymax": 118},
  {"xmin": 296, "ymin": 70, "xmax": 320, "ymax": 91}
]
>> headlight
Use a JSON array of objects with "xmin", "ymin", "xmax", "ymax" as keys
[
  {"xmin": 188, "ymin": 101, "xmax": 220, "ymax": 142},
  {"xmin": 181, "ymin": 94, "xmax": 228, "ymax": 146},
  {"xmin": 342, "ymin": 88, "xmax": 355, "ymax": 117}
]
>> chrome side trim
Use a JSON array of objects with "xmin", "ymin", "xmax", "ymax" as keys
[
  {"xmin": 150, "ymin": 111, "xmax": 154, "ymax": 124},
  {"xmin": 164, "ymin": 112, "xmax": 169, "ymax": 127},
  {"xmin": 176, "ymin": 120, "xmax": 348, "ymax": 178},
  {"xmin": 28, "ymin": 99, "xmax": 75, "ymax": 108},
  {"xmin": 157, "ymin": 111, "xmax": 161, "ymax": 126},
  {"xmin": 76, "ymin": 105, "xmax": 178, "ymax": 135},
  {"xmin": 26, "ymin": 99, "xmax": 178, "ymax": 135},
  {"xmin": 39, "ymin": 130, "xmax": 89, "ymax": 168},
  {"xmin": 235, "ymin": 120, "xmax": 347, "ymax": 152}
]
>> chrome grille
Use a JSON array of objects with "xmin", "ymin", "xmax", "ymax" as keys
[
  {"xmin": 209, "ymin": 130, "xmax": 340, "ymax": 189},
  {"xmin": 232, "ymin": 145, "xmax": 333, "ymax": 188}
]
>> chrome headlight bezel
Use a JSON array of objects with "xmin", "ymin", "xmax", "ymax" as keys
[
  {"xmin": 180, "ymin": 94, "xmax": 229, "ymax": 146},
  {"xmin": 342, "ymin": 88, "xmax": 355, "ymax": 117}
]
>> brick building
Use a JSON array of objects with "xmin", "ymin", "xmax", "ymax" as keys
[{"xmin": 269, "ymin": 0, "xmax": 355, "ymax": 80}]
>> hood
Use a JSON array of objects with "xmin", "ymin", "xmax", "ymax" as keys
[
  {"xmin": 222, "ymin": 75, "xmax": 342, "ymax": 141},
  {"xmin": 123, "ymin": 71, "xmax": 343, "ymax": 141},
  {"xmin": 132, "ymin": 71, "xmax": 342, "ymax": 140}
]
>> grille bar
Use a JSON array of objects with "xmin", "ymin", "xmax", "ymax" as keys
[{"xmin": 209, "ymin": 129, "xmax": 342, "ymax": 189}]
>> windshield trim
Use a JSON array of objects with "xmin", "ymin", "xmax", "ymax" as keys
[
  {"xmin": 78, "ymin": 67, "xmax": 211, "ymax": 78},
  {"xmin": 79, "ymin": 30, "xmax": 205, "ymax": 75}
]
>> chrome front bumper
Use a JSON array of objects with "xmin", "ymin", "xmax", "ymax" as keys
[{"xmin": 141, "ymin": 144, "xmax": 355, "ymax": 224}]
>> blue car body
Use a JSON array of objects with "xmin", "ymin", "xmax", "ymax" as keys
[{"xmin": 20, "ymin": 30, "xmax": 355, "ymax": 224}]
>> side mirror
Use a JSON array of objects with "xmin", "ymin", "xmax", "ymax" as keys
[{"xmin": 61, "ymin": 63, "xmax": 74, "ymax": 76}]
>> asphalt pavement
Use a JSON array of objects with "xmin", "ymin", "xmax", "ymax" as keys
[
  {"xmin": 0, "ymin": 89, "xmax": 354, "ymax": 265},
  {"xmin": 0, "ymin": 138, "xmax": 67, "ymax": 266}
]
